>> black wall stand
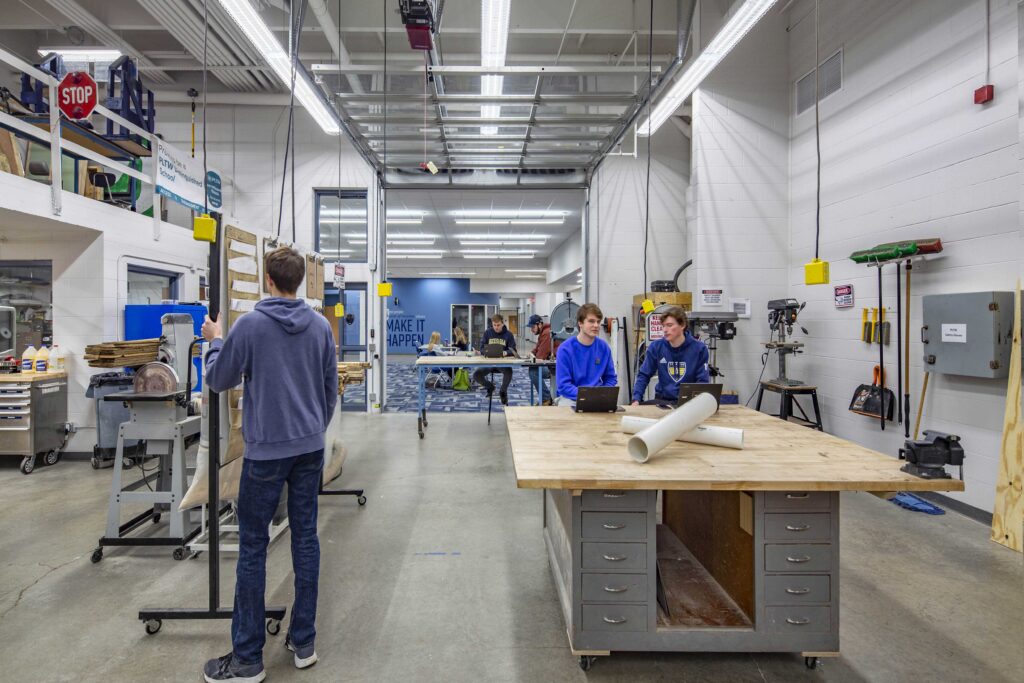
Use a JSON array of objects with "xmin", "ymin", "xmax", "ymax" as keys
[{"xmin": 138, "ymin": 214, "xmax": 286, "ymax": 636}]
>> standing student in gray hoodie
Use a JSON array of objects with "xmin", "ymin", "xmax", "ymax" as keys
[{"xmin": 201, "ymin": 247, "xmax": 338, "ymax": 683}]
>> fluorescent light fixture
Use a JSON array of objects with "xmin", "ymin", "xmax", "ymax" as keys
[
  {"xmin": 387, "ymin": 240, "xmax": 435, "ymax": 246},
  {"xmin": 457, "ymin": 233, "xmax": 552, "ymax": 240},
  {"xmin": 387, "ymin": 233, "xmax": 440, "ymax": 238},
  {"xmin": 39, "ymin": 48, "xmax": 122, "ymax": 62},
  {"xmin": 348, "ymin": 240, "xmax": 367, "ymax": 245},
  {"xmin": 320, "ymin": 209, "xmax": 366, "ymax": 217},
  {"xmin": 387, "ymin": 210, "xmax": 428, "ymax": 218},
  {"xmin": 343, "ymin": 233, "xmax": 368, "ymax": 238},
  {"xmin": 421, "ymin": 272, "xmax": 477, "ymax": 276},
  {"xmin": 455, "ymin": 219, "xmax": 564, "ymax": 226},
  {"xmin": 387, "ymin": 249, "xmax": 445, "ymax": 254},
  {"xmin": 469, "ymin": 243, "xmax": 546, "ymax": 248},
  {"xmin": 514, "ymin": 275, "xmax": 545, "ymax": 279},
  {"xmin": 460, "ymin": 249, "xmax": 536, "ymax": 255},
  {"xmin": 389, "ymin": 255, "xmax": 443, "ymax": 259},
  {"xmin": 638, "ymin": 0, "xmax": 779, "ymax": 136},
  {"xmin": 217, "ymin": 0, "xmax": 340, "ymax": 135},
  {"xmin": 386, "ymin": 218, "xmax": 423, "ymax": 225},
  {"xmin": 505, "ymin": 269, "xmax": 547, "ymax": 273},
  {"xmin": 452, "ymin": 210, "xmax": 566, "ymax": 218},
  {"xmin": 463, "ymin": 255, "xmax": 534, "ymax": 260},
  {"xmin": 320, "ymin": 219, "xmax": 366, "ymax": 224},
  {"xmin": 480, "ymin": 0, "xmax": 511, "ymax": 134}
]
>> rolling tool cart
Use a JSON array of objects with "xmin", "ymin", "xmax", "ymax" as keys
[{"xmin": 0, "ymin": 373, "xmax": 70, "ymax": 474}]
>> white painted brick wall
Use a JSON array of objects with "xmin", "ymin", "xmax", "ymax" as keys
[{"xmin": 784, "ymin": 0, "xmax": 1021, "ymax": 512}]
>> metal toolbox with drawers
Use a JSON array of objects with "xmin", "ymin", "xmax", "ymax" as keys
[{"xmin": 0, "ymin": 375, "xmax": 69, "ymax": 474}]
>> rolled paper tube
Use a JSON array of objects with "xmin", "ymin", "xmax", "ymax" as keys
[
  {"xmin": 626, "ymin": 393, "xmax": 720, "ymax": 463},
  {"xmin": 621, "ymin": 415, "xmax": 744, "ymax": 450}
]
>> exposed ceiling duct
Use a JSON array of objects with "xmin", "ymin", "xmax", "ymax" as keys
[
  {"xmin": 43, "ymin": 0, "xmax": 173, "ymax": 84},
  {"xmin": 136, "ymin": 0, "xmax": 276, "ymax": 92}
]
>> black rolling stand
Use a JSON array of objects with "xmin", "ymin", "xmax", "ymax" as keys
[{"xmin": 138, "ymin": 214, "xmax": 286, "ymax": 636}]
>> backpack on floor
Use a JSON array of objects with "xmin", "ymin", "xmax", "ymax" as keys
[{"xmin": 452, "ymin": 368, "xmax": 471, "ymax": 391}]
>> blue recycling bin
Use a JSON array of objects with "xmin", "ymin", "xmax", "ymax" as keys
[{"xmin": 124, "ymin": 304, "xmax": 207, "ymax": 390}]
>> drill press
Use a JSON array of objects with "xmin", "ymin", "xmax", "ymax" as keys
[{"xmin": 766, "ymin": 298, "xmax": 807, "ymax": 387}]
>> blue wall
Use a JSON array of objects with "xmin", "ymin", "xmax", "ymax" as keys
[{"xmin": 386, "ymin": 278, "xmax": 498, "ymax": 354}]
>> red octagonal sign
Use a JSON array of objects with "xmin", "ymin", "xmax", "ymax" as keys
[{"xmin": 57, "ymin": 71, "xmax": 98, "ymax": 120}]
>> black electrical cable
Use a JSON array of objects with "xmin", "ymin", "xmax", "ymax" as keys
[
  {"xmin": 337, "ymin": 0, "xmax": 343, "ymax": 256},
  {"xmin": 202, "ymin": 0, "xmax": 209, "ymax": 214},
  {"xmin": 813, "ymin": 0, "xmax": 821, "ymax": 260},
  {"xmin": 277, "ymin": 1, "xmax": 296, "ymax": 239},
  {"xmin": 642, "ymin": 0, "xmax": 654, "ymax": 299},
  {"xmin": 745, "ymin": 328, "xmax": 775, "ymax": 406},
  {"xmin": 382, "ymin": 0, "xmax": 388, "ymax": 272}
]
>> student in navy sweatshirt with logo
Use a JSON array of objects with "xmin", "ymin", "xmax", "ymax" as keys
[
  {"xmin": 555, "ymin": 303, "xmax": 618, "ymax": 406},
  {"xmin": 473, "ymin": 313, "xmax": 517, "ymax": 405},
  {"xmin": 631, "ymin": 306, "xmax": 710, "ymax": 406}
]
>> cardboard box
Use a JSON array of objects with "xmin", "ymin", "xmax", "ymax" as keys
[{"xmin": 632, "ymin": 292, "xmax": 692, "ymax": 309}]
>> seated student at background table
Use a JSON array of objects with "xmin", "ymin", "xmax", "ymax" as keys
[
  {"xmin": 473, "ymin": 314, "xmax": 517, "ymax": 405},
  {"xmin": 452, "ymin": 326, "xmax": 469, "ymax": 352},
  {"xmin": 555, "ymin": 303, "xmax": 617, "ymax": 407},
  {"xmin": 527, "ymin": 313, "xmax": 554, "ymax": 406},
  {"xmin": 631, "ymin": 306, "xmax": 710, "ymax": 406},
  {"xmin": 418, "ymin": 331, "xmax": 442, "ymax": 356}
]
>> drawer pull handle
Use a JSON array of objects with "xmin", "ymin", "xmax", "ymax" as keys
[
  {"xmin": 602, "ymin": 585, "xmax": 628, "ymax": 593},
  {"xmin": 786, "ymin": 493, "xmax": 810, "ymax": 499},
  {"xmin": 602, "ymin": 554, "xmax": 627, "ymax": 562},
  {"xmin": 602, "ymin": 616, "xmax": 628, "ymax": 625},
  {"xmin": 786, "ymin": 555, "xmax": 812, "ymax": 564},
  {"xmin": 786, "ymin": 587, "xmax": 811, "ymax": 595},
  {"xmin": 786, "ymin": 617, "xmax": 811, "ymax": 626},
  {"xmin": 602, "ymin": 523, "xmax": 626, "ymax": 530},
  {"xmin": 786, "ymin": 524, "xmax": 811, "ymax": 532},
  {"xmin": 603, "ymin": 492, "xmax": 627, "ymax": 498}
]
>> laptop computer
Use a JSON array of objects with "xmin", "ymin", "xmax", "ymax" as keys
[
  {"xmin": 575, "ymin": 386, "xmax": 620, "ymax": 413},
  {"xmin": 481, "ymin": 344, "xmax": 506, "ymax": 359},
  {"xmin": 675, "ymin": 383, "xmax": 724, "ymax": 410}
]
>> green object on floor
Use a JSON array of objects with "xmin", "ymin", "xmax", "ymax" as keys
[{"xmin": 452, "ymin": 368, "xmax": 470, "ymax": 391}]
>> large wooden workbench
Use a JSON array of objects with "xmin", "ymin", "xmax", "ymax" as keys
[{"xmin": 505, "ymin": 405, "xmax": 964, "ymax": 671}]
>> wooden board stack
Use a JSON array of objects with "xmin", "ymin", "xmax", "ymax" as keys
[
  {"xmin": 338, "ymin": 362, "xmax": 370, "ymax": 395},
  {"xmin": 84, "ymin": 339, "xmax": 161, "ymax": 368}
]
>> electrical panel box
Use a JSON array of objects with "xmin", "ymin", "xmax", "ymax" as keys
[{"xmin": 921, "ymin": 291, "xmax": 1018, "ymax": 378}]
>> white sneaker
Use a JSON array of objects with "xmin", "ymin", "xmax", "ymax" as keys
[{"xmin": 286, "ymin": 636, "xmax": 318, "ymax": 669}]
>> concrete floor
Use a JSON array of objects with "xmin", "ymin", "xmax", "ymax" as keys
[{"xmin": 0, "ymin": 412, "xmax": 1021, "ymax": 683}]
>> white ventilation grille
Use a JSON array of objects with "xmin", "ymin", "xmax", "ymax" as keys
[{"xmin": 796, "ymin": 50, "xmax": 842, "ymax": 115}]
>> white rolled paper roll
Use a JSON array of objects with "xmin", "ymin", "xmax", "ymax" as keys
[
  {"xmin": 626, "ymin": 393, "xmax": 720, "ymax": 463},
  {"xmin": 621, "ymin": 415, "xmax": 744, "ymax": 450}
]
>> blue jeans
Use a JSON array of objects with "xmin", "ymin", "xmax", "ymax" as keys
[
  {"xmin": 531, "ymin": 367, "xmax": 552, "ymax": 403},
  {"xmin": 233, "ymin": 450, "xmax": 324, "ymax": 666}
]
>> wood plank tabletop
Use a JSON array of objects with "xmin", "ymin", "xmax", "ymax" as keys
[
  {"xmin": 505, "ymin": 405, "xmax": 966, "ymax": 493},
  {"xmin": 0, "ymin": 372, "xmax": 68, "ymax": 384}
]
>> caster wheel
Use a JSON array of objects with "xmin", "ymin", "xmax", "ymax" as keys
[
  {"xmin": 172, "ymin": 547, "xmax": 187, "ymax": 561},
  {"xmin": 152, "ymin": 513, "xmax": 162, "ymax": 524},
  {"xmin": 266, "ymin": 619, "xmax": 281, "ymax": 636},
  {"xmin": 20, "ymin": 455, "xmax": 35, "ymax": 475},
  {"xmin": 144, "ymin": 619, "xmax": 162, "ymax": 635},
  {"xmin": 91, "ymin": 548, "xmax": 103, "ymax": 564},
  {"xmin": 44, "ymin": 450, "xmax": 60, "ymax": 466},
  {"xmin": 357, "ymin": 496, "xmax": 367, "ymax": 506},
  {"xmin": 90, "ymin": 457, "xmax": 100, "ymax": 470},
  {"xmin": 805, "ymin": 657, "xmax": 819, "ymax": 670},
  {"xmin": 122, "ymin": 458, "xmax": 134, "ymax": 469},
  {"xmin": 579, "ymin": 656, "xmax": 596, "ymax": 672}
]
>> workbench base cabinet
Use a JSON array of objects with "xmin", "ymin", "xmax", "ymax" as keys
[{"xmin": 543, "ymin": 488, "xmax": 840, "ymax": 669}]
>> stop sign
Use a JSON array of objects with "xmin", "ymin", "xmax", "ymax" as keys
[{"xmin": 56, "ymin": 71, "xmax": 98, "ymax": 120}]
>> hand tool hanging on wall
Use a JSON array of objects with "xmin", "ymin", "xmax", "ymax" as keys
[
  {"xmin": 879, "ymin": 308, "xmax": 891, "ymax": 345},
  {"xmin": 861, "ymin": 308, "xmax": 870, "ymax": 342},
  {"xmin": 895, "ymin": 263, "xmax": 903, "ymax": 425},
  {"xmin": 869, "ymin": 307, "xmax": 878, "ymax": 344}
]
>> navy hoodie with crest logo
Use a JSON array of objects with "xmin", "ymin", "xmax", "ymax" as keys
[
  {"xmin": 205, "ymin": 297, "xmax": 339, "ymax": 460},
  {"xmin": 631, "ymin": 332, "xmax": 710, "ymax": 403}
]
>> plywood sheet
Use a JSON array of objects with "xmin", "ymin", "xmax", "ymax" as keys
[
  {"xmin": 992, "ymin": 281, "xmax": 1023, "ymax": 552},
  {"xmin": 505, "ymin": 405, "xmax": 967, "ymax": 493}
]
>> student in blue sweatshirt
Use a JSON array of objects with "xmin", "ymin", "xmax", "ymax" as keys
[
  {"xmin": 473, "ymin": 314, "xmax": 517, "ymax": 405},
  {"xmin": 201, "ymin": 247, "xmax": 337, "ymax": 683},
  {"xmin": 631, "ymin": 306, "xmax": 710, "ymax": 406},
  {"xmin": 556, "ymin": 303, "xmax": 618, "ymax": 405}
]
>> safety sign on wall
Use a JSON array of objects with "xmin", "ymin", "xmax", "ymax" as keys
[
  {"xmin": 834, "ymin": 284, "xmax": 854, "ymax": 308},
  {"xmin": 334, "ymin": 264, "xmax": 345, "ymax": 290},
  {"xmin": 700, "ymin": 286, "xmax": 725, "ymax": 308},
  {"xmin": 648, "ymin": 314, "xmax": 664, "ymax": 341}
]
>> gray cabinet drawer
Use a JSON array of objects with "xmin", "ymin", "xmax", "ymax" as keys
[
  {"xmin": 581, "ymin": 542, "xmax": 647, "ymax": 571},
  {"xmin": 765, "ymin": 492, "xmax": 832, "ymax": 510},
  {"xmin": 764, "ymin": 606, "xmax": 831, "ymax": 633},
  {"xmin": 764, "ymin": 513, "xmax": 832, "ymax": 542},
  {"xmin": 764, "ymin": 575, "xmax": 831, "ymax": 605},
  {"xmin": 581, "ymin": 490, "xmax": 648, "ymax": 510},
  {"xmin": 581, "ymin": 512, "xmax": 647, "ymax": 540},
  {"xmin": 765, "ymin": 544, "xmax": 833, "ymax": 573},
  {"xmin": 581, "ymin": 604, "xmax": 649, "ymax": 632},
  {"xmin": 582, "ymin": 573, "xmax": 649, "ymax": 603}
]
